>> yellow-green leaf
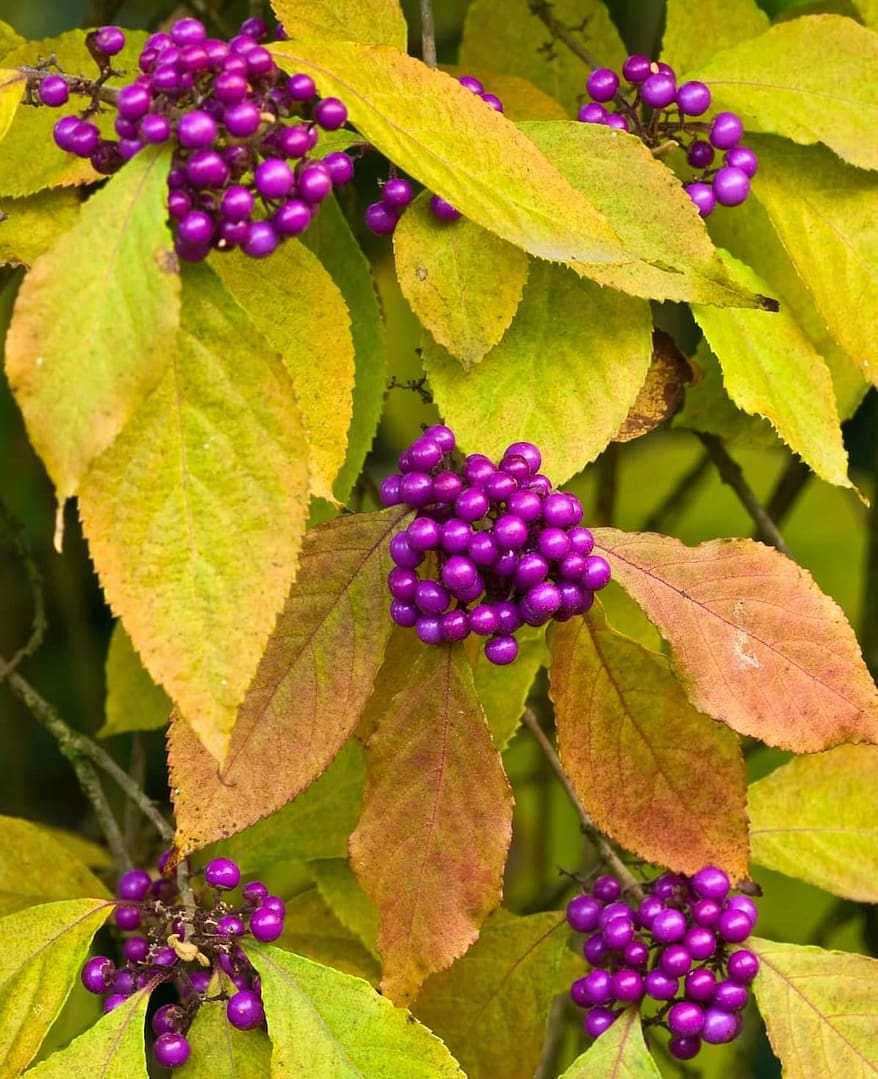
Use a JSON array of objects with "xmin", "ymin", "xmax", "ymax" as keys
[
  {"xmin": 559, "ymin": 1008, "xmax": 660, "ymax": 1078},
  {"xmin": 394, "ymin": 192, "xmax": 529, "ymax": 369},
  {"xmin": 424, "ymin": 260, "xmax": 652, "ymax": 484},
  {"xmin": 520, "ymin": 121, "xmax": 773, "ymax": 308},
  {"xmin": 42, "ymin": 828, "xmax": 113, "ymax": 871},
  {"xmin": 0, "ymin": 67, "xmax": 23, "ymax": 145},
  {"xmin": 5, "ymin": 146, "xmax": 180, "ymax": 502},
  {"xmin": 549, "ymin": 603, "xmax": 750, "ymax": 879},
  {"xmin": 661, "ymin": 0, "xmax": 768, "ymax": 75},
  {"xmin": 751, "ymin": 937, "xmax": 878, "ymax": 1077},
  {"xmin": 692, "ymin": 250, "xmax": 852, "ymax": 489},
  {"xmin": 310, "ymin": 858, "xmax": 380, "ymax": 959},
  {"xmin": 468, "ymin": 625, "xmax": 549, "ymax": 750},
  {"xmin": 211, "ymin": 241, "xmax": 355, "ymax": 503},
  {"xmin": 748, "ymin": 136, "xmax": 878, "ymax": 390},
  {"xmin": 414, "ymin": 909, "xmax": 578, "ymax": 1079},
  {"xmin": 100, "ymin": 622, "xmax": 170, "ymax": 737},
  {"xmin": 854, "ymin": 0, "xmax": 878, "ymax": 28},
  {"xmin": 272, "ymin": 0, "xmax": 407, "ymax": 49},
  {"xmin": 25, "ymin": 989, "xmax": 149, "ymax": 1079},
  {"xmin": 278, "ymin": 888, "xmax": 380, "ymax": 983},
  {"xmin": 688, "ymin": 15, "xmax": 878, "ymax": 170},
  {"xmin": 178, "ymin": 997, "xmax": 271, "ymax": 1079},
  {"xmin": 78, "ymin": 263, "xmax": 309, "ymax": 762},
  {"xmin": 749, "ymin": 745, "xmax": 878, "ymax": 901},
  {"xmin": 0, "ymin": 20, "xmax": 24, "ymax": 61},
  {"xmin": 0, "ymin": 816, "xmax": 110, "ymax": 917},
  {"xmin": 250, "ymin": 944, "xmax": 465, "ymax": 1077},
  {"xmin": 0, "ymin": 898, "xmax": 112, "ymax": 1074},
  {"xmin": 460, "ymin": 0, "xmax": 626, "ymax": 114},
  {"xmin": 0, "ymin": 189, "xmax": 80, "ymax": 267},
  {"xmin": 269, "ymin": 39, "xmax": 626, "ymax": 267}
]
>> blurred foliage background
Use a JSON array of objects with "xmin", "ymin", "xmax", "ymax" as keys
[{"xmin": 0, "ymin": 0, "xmax": 875, "ymax": 1075}]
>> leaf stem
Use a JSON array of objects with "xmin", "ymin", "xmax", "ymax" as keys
[
  {"xmin": 594, "ymin": 442, "xmax": 620, "ymax": 527},
  {"xmin": 760, "ymin": 456, "xmax": 811, "ymax": 536},
  {"xmin": 419, "ymin": 0, "xmax": 438, "ymax": 67},
  {"xmin": 527, "ymin": 0, "xmax": 601, "ymax": 70},
  {"xmin": 521, "ymin": 708, "xmax": 643, "ymax": 897},
  {"xmin": 696, "ymin": 432, "xmax": 792, "ymax": 557}
]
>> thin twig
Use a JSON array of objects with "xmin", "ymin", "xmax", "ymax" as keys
[
  {"xmin": 642, "ymin": 451, "xmax": 711, "ymax": 534},
  {"xmin": 527, "ymin": 0, "xmax": 600, "ymax": 69},
  {"xmin": 521, "ymin": 708, "xmax": 643, "ymax": 897},
  {"xmin": 760, "ymin": 456, "xmax": 812, "ymax": 536},
  {"xmin": 0, "ymin": 502, "xmax": 47, "ymax": 677},
  {"xmin": 697, "ymin": 432, "xmax": 792, "ymax": 557},
  {"xmin": 70, "ymin": 754, "xmax": 131, "ymax": 871},
  {"xmin": 594, "ymin": 442, "xmax": 620, "ymax": 528},
  {"xmin": 534, "ymin": 994, "xmax": 568, "ymax": 1079},
  {"xmin": 419, "ymin": 0, "xmax": 438, "ymax": 67},
  {"xmin": 123, "ymin": 733, "xmax": 147, "ymax": 853}
]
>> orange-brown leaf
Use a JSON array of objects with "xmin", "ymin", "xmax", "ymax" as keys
[
  {"xmin": 594, "ymin": 530, "xmax": 878, "ymax": 752},
  {"xmin": 613, "ymin": 331, "xmax": 695, "ymax": 443},
  {"xmin": 168, "ymin": 507, "xmax": 405, "ymax": 858},
  {"xmin": 549, "ymin": 602, "xmax": 749, "ymax": 879},
  {"xmin": 350, "ymin": 644, "xmax": 513, "ymax": 1004}
]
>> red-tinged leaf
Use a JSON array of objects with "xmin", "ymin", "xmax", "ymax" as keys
[
  {"xmin": 549, "ymin": 602, "xmax": 749, "ymax": 879},
  {"xmin": 593, "ymin": 529, "xmax": 878, "ymax": 752},
  {"xmin": 751, "ymin": 937, "xmax": 878, "ymax": 1077},
  {"xmin": 168, "ymin": 507, "xmax": 406, "ymax": 859},
  {"xmin": 350, "ymin": 644, "xmax": 514, "ymax": 1004},
  {"xmin": 748, "ymin": 745, "xmax": 878, "ymax": 901}
]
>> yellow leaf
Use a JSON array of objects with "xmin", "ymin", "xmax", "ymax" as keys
[{"xmin": 273, "ymin": 0, "xmax": 407, "ymax": 49}]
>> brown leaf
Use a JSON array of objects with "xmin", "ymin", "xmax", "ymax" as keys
[
  {"xmin": 594, "ymin": 529, "xmax": 878, "ymax": 752},
  {"xmin": 168, "ymin": 507, "xmax": 406, "ymax": 859},
  {"xmin": 350, "ymin": 645, "xmax": 514, "ymax": 1004},
  {"xmin": 613, "ymin": 331, "xmax": 696, "ymax": 443},
  {"xmin": 549, "ymin": 602, "xmax": 749, "ymax": 879}
]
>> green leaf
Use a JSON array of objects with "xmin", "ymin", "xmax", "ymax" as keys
[
  {"xmin": 25, "ymin": 988, "xmax": 149, "ymax": 1079},
  {"xmin": 549, "ymin": 602, "xmax": 750, "ymax": 879},
  {"xmin": 269, "ymin": 39, "xmax": 627, "ymax": 267},
  {"xmin": 168, "ymin": 507, "xmax": 405, "ymax": 858},
  {"xmin": 854, "ymin": 0, "xmax": 878, "ymax": 27},
  {"xmin": 210, "ymin": 241, "xmax": 355, "ymax": 503},
  {"xmin": 688, "ymin": 15, "xmax": 878, "ymax": 170},
  {"xmin": 0, "ymin": 189, "xmax": 80, "ymax": 267},
  {"xmin": 310, "ymin": 858, "xmax": 380, "ymax": 958},
  {"xmin": 394, "ymin": 192, "xmax": 529, "ymax": 369},
  {"xmin": 748, "ymin": 136, "xmax": 878, "ymax": 390},
  {"xmin": 661, "ymin": 0, "xmax": 768, "ymax": 74},
  {"xmin": 460, "ymin": 0, "xmax": 626, "ymax": 114},
  {"xmin": 100, "ymin": 622, "xmax": 170, "ymax": 737},
  {"xmin": 5, "ymin": 145, "xmax": 180, "ymax": 502},
  {"xmin": 692, "ymin": 251, "xmax": 852, "ymax": 489},
  {"xmin": 749, "ymin": 745, "xmax": 878, "ymax": 901},
  {"xmin": 350, "ymin": 645, "xmax": 513, "ymax": 1004},
  {"xmin": 211, "ymin": 741, "xmax": 364, "ymax": 872},
  {"xmin": 42, "ymin": 828, "xmax": 113, "ymax": 871},
  {"xmin": 594, "ymin": 529, "xmax": 878, "ymax": 752},
  {"xmin": 0, "ymin": 898, "xmax": 112, "ymax": 1073},
  {"xmin": 178, "ymin": 997, "xmax": 271, "ymax": 1079},
  {"xmin": 559, "ymin": 1008, "xmax": 660, "ymax": 1078},
  {"xmin": 249, "ymin": 944, "xmax": 465, "ymax": 1077},
  {"xmin": 301, "ymin": 195, "xmax": 387, "ymax": 504},
  {"xmin": 0, "ymin": 32, "xmax": 148, "ymax": 197},
  {"xmin": 278, "ymin": 888, "xmax": 380, "ymax": 983},
  {"xmin": 272, "ymin": 0, "xmax": 407, "ymax": 49},
  {"xmin": 0, "ymin": 68, "xmax": 23, "ymax": 145},
  {"xmin": 79, "ymin": 263, "xmax": 309, "ymax": 761},
  {"xmin": 424, "ymin": 260, "xmax": 652, "ymax": 484},
  {"xmin": 0, "ymin": 816, "xmax": 110, "ymax": 917},
  {"xmin": 0, "ymin": 20, "xmax": 24, "ymax": 61},
  {"xmin": 414, "ymin": 909, "xmax": 579, "ymax": 1079},
  {"xmin": 468, "ymin": 625, "xmax": 549, "ymax": 750},
  {"xmin": 751, "ymin": 937, "xmax": 878, "ymax": 1077},
  {"xmin": 520, "ymin": 121, "xmax": 773, "ymax": 307}
]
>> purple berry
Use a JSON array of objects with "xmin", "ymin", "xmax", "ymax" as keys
[
  {"xmin": 154, "ymin": 1032, "xmax": 191, "ymax": 1068},
  {"xmin": 605, "ymin": 114, "xmax": 629, "ymax": 132},
  {"xmin": 668, "ymin": 1001, "xmax": 705, "ymax": 1037},
  {"xmin": 224, "ymin": 101, "xmax": 261, "ymax": 137},
  {"xmin": 221, "ymin": 185, "xmax": 254, "ymax": 221},
  {"xmin": 95, "ymin": 25, "xmax": 125, "ymax": 54},
  {"xmin": 669, "ymin": 1035, "xmax": 701, "ymax": 1060},
  {"xmin": 692, "ymin": 866, "xmax": 730, "ymax": 901},
  {"xmin": 485, "ymin": 635, "xmax": 518, "ymax": 665},
  {"xmin": 68, "ymin": 121, "xmax": 100, "ymax": 157},
  {"xmin": 583, "ymin": 933, "xmax": 608, "ymax": 966},
  {"xmin": 584, "ymin": 1007, "xmax": 616, "ymax": 1038},
  {"xmin": 214, "ymin": 71, "xmax": 248, "ymax": 104},
  {"xmin": 186, "ymin": 150, "xmax": 229, "ymax": 187},
  {"xmin": 117, "ymin": 84, "xmax": 151, "ymax": 120},
  {"xmin": 245, "ymin": 46, "xmax": 275, "ymax": 77},
  {"xmin": 255, "ymin": 159, "xmax": 294, "ymax": 200},
  {"xmin": 687, "ymin": 140, "xmax": 715, "ymax": 169},
  {"xmin": 205, "ymin": 857, "xmax": 241, "ymax": 890},
  {"xmin": 389, "ymin": 600, "xmax": 417, "ymax": 627},
  {"xmin": 568, "ymin": 527, "xmax": 594, "ymax": 555},
  {"xmin": 624, "ymin": 940, "xmax": 649, "ymax": 968},
  {"xmin": 685, "ymin": 926, "xmax": 717, "ymax": 961},
  {"xmin": 454, "ymin": 487, "xmax": 489, "ymax": 522},
  {"xmin": 713, "ymin": 166, "xmax": 751, "ymax": 207},
  {"xmin": 114, "ymin": 905, "xmax": 141, "ymax": 931},
  {"xmin": 602, "ymin": 916, "xmax": 635, "ymax": 950},
  {"xmin": 399, "ymin": 472, "xmax": 434, "ymax": 507},
  {"xmin": 661, "ymin": 944, "xmax": 693, "ymax": 977},
  {"xmin": 652, "ymin": 908, "xmax": 687, "ymax": 943},
  {"xmin": 172, "ymin": 17, "xmax": 206, "ymax": 46},
  {"xmin": 523, "ymin": 581, "xmax": 561, "ymax": 619},
  {"xmin": 724, "ymin": 146, "xmax": 758, "ymax": 177},
  {"xmin": 442, "ymin": 610, "xmax": 470, "ymax": 641},
  {"xmin": 323, "ymin": 151, "xmax": 354, "ymax": 185},
  {"xmin": 622, "ymin": 54, "xmax": 651, "ymax": 83},
  {"xmin": 103, "ymin": 993, "xmax": 130, "ymax": 1013},
  {"xmin": 718, "ymin": 908, "xmax": 754, "ymax": 943},
  {"xmin": 274, "ymin": 200, "xmax": 313, "ymax": 237},
  {"xmin": 151, "ymin": 945, "xmax": 178, "ymax": 967},
  {"xmin": 314, "ymin": 97, "xmax": 347, "ymax": 130},
  {"xmin": 299, "ymin": 164, "xmax": 333, "ymax": 204},
  {"xmin": 365, "ymin": 201, "xmax": 399, "ymax": 235},
  {"xmin": 177, "ymin": 110, "xmax": 217, "ymax": 149},
  {"xmin": 123, "ymin": 935, "xmax": 150, "ymax": 963},
  {"xmin": 641, "ymin": 72, "xmax": 676, "ymax": 109},
  {"xmin": 382, "ymin": 178, "xmax": 414, "ymax": 209},
  {"xmin": 415, "ymin": 579, "xmax": 451, "ymax": 615},
  {"xmin": 567, "ymin": 894, "xmax": 602, "ymax": 933},
  {"xmin": 581, "ymin": 968, "xmax": 613, "ymax": 1005},
  {"xmin": 676, "ymin": 80, "xmax": 711, "ymax": 116},
  {"xmin": 685, "ymin": 181, "xmax": 716, "ymax": 217},
  {"xmin": 543, "ymin": 492, "xmax": 582, "ymax": 528},
  {"xmin": 726, "ymin": 895, "xmax": 759, "ymax": 926},
  {"xmin": 458, "ymin": 75, "xmax": 484, "ymax": 94},
  {"xmin": 81, "ymin": 956, "xmax": 115, "ymax": 994},
  {"xmin": 612, "ymin": 969, "xmax": 644, "ymax": 1003},
  {"xmin": 693, "ymin": 898, "xmax": 722, "ymax": 927},
  {"xmin": 407, "ymin": 517, "xmax": 442, "ymax": 551},
  {"xmin": 714, "ymin": 979, "xmax": 748, "ymax": 1011},
  {"xmin": 709, "ymin": 111, "xmax": 743, "ymax": 150},
  {"xmin": 701, "ymin": 1007, "xmax": 741, "ymax": 1044},
  {"xmin": 217, "ymin": 914, "xmax": 246, "ymax": 936},
  {"xmin": 586, "ymin": 68, "xmax": 619, "ymax": 103},
  {"xmin": 152, "ymin": 1003, "xmax": 186, "ymax": 1036},
  {"xmin": 685, "ymin": 967, "xmax": 717, "ymax": 1002},
  {"xmin": 140, "ymin": 114, "xmax": 171, "ymax": 143},
  {"xmin": 178, "ymin": 211, "xmax": 214, "ymax": 246},
  {"xmin": 250, "ymin": 906, "xmax": 284, "ymax": 942},
  {"xmin": 430, "ymin": 194, "xmax": 461, "ymax": 222},
  {"xmin": 416, "ymin": 615, "xmax": 443, "ymax": 644},
  {"xmin": 240, "ymin": 16, "xmax": 269, "ymax": 39},
  {"xmin": 592, "ymin": 874, "xmax": 621, "ymax": 902},
  {"xmin": 389, "ymin": 533, "xmax": 423, "ymax": 570},
  {"xmin": 38, "ymin": 76, "xmax": 69, "ymax": 107},
  {"xmin": 514, "ymin": 552, "xmax": 549, "ymax": 590},
  {"xmin": 227, "ymin": 989, "xmax": 266, "ymax": 1032},
  {"xmin": 118, "ymin": 868, "xmax": 152, "ymax": 901},
  {"xmin": 481, "ymin": 92, "xmax": 503, "ymax": 112},
  {"xmin": 379, "ymin": 475, "xmax": 402, "ymax": 506},
  {"xmin": 441, "ymin": 518, "xmax": 473, "ymax": 554},
  {"xmin": 578, "ymin": 103, "xmax": 607, "ymax": 124},
  {"xmin": 727, "ymin": 949, "xmax": 760, "ymax": 984},
  {"xmin": 287, "ymin": 73, "xmax": 316, "ymax": 101}
]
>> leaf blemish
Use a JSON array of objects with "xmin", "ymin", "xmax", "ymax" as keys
[{"xmin": 733, "ymin": 599, "xmax": 760, "ymax": 670}]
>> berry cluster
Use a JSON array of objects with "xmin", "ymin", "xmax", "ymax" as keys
[
  {"xmin": 364, "ymin": 75, "xmax": 503, "ymax": 234},
  {"xmin": 567, "ymin": 867, "xmax": 760, "ymax": 1060},
  {"xmin": 379, "ymin": 427, "xmax": 610, "ymax": 665},
  {"xmin": 44, "ymin": 18, "xmax": 353, "ymax": 260},
  {"xmin": 577, "ymin": 56, "xmax": 757, "ymax": 217},
  {"xmin": 80, "ymin": 855, "xmax": 285, "ymax": 1069}
]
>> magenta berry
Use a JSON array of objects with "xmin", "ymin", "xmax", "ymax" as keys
[
  {"xmin": 709, "ymin": 111, "xmax": 744, "ymax": 149},
  {"xmin": 641, "ymin": 72, "xmax": 676, "ymax": 109},
  {"xmin": 227, "ymin": 989, "xmax": 265, "ymax": 1030},
  {"xmin": 586, "ymin": 68, "xmax": 619, "ymax": 103},
  {"xmin": 676, "ymin": 80, "xmax": 711, "ymax": 116},
  {"xmin": 204, "ymin": 857, "xmax": 241, "ymax": 890},
  {"xmin": 81, "ymin": 956, "xmax": 115, "ymax": 994},
  {"xmin": 38, "ymin": 76, "xmax": 69, "ymax": 107},
  {"xmin": 154, "ymin": 1032, "xmax": 191, "ymax": 1068},
  {"xmin": 430, "ymin": 194, "xmax": 462, "ymax": 222},
  {"xmin": 250, "ymin": 906, "xmax": 284, "ymax": 942}
]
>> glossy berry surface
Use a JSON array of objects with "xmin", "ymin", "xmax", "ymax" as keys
[
  {"xmin": 154, "ymin": 1033, "xmax": 191, "ymax": 1068},
  {"xmin": 204, "ymin": 857, "xmax": 241, "ymax": 889}
]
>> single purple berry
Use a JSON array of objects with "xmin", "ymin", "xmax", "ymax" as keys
[
  {"xmin": 652, "ymin": 908, "xmax": 687, "ymax": 944},
  {"xmin": 242, "ymin": 221, "xmax": 280, "ymax": 259},
  {"xmin": 701, "ymin": 1007, "xmax": 741, "ymax": 1044},
  {"xmin": 430, "ymin": 194, "xmax": 461, "ymax": 222},
  {"xmin": 103, "ymin": 993, "xmax": 130, "ymax": 1013},
  {"xmin": 622, "ymin": 54, "xmax": 651, "ymax": 83},
  {"xmin": 583, "ymin": 932, "xmax": 608, "ymax": 966},
  {"xmin": 415, "ymin": 615, "xmax": 443, "ymax": 644},
  {"xmin": 186, "ymin": 150, "xmax": 229, "ymax": 187},
  {"xmin": 187, "ymin": 969, "xmax": 213, "ymax": 995},
  {"xmin": 578, "ymin": 102, "xmax": 607, "ymax": 124},
  {"xmin": 685, "ymin": 181, "xmax": 716, "ymax": 218},
  {"xmin": 250, "ymin": 906, "xmax": 284, "ymax": 942},
  {"xmin": 221, "ymin": 185, "xmax": 254, "ymax": 221},
  {"xmin": 567, "ymin": 527, "xmax": 594, "ymax": 555},
  {"xmin": 399, "ymin": 471, "xmax": 434, "ymax": 507},
  {"xmin": 514, "ymin": 552, "xmax": 549, "ymax": 590},
  {"xmin": 442, "ymin": 610, "xmax": 471, "ymax": 641},
  {"xmin": 177, "ymin": 110, "xmax": 217, "ymax": 149},
  {"xmin": 485, "ymin": 635, "xmax": 518, "ymax": 665},
  {"xmin": 255, "ymin": 158, "xmax": 294, "ymax": 200},
  {"xmin": 407, "ymin": 517, "xmax": 442, "ymax": 551},
  {"xmin": 205, "ymin": 857, "xmax": 241, "ymax": 890},
  {"xmin": 676, "ymin": 80, "xmax": 711, "ymax": 116},
  {"xmin": 481, "ymin": 92, "xmax": 503, "ymax": 112},
  {"xmin": 685, "ymin": 926, "xmax": 717, "ymax": 961},
  {"xmin": 227, "ymin": 989, "xmax": 265, "ymax": 1030},
  {"xmin": 693, "ymin": 897, "xmax": 722, "ymax": 927},
  {"xmin": 584, "ymin": 1007, "xmax": 616, "ymax": 1038},
  {"xmin": 454, "ymin": 487, "xmax": 489, "ymax": 522},
  {"xmin": 117, "ymin": 868, "xmax": 152, "ymax": 901},
  {"xmin": 215, "ymin": 71, "xmax": 248, "ymax": 105},
  {"xmin": 713, "ymin": 166, "xmax": 750, "ymax": 207},
  {"xmin": 624, "ymin": 940, "xmax": 649, "ymax": 968},
  {"xmin": 458, "ymin": 75, "xmax": 484, "ymax": 94},
  {"xmin": 661, "ymin": 944, "xmax": 693, "ymax": 977},
  {"xmin": 379, "ymin": 475, "xmax": 402, "ymax": 506},
  {"xmin": 365, "ymin": 201, "xmax": 399, "ymax": 235},
  {"xmin": 441, "ymin": 518, "xmax": 473, "ymax": 554},
  {"xmin": 692, "ymin": 866, "xmax": 731, "ymax": 901},
  {"xmin": 724, "ymin": 145, "xmax": 758, "ymax": 177},
  {"xmin": 95, "ymin": 25, "xmax": 125, "ymax": 55},
  {"xmin": 484, "ymin": 470, "xmax": 518, "ymax": 501},
  {"xmin": 314, "ymin": 97, "xmax": 347, "ymax": 130},
  {"xmin": 499, "ymin": 453, "xmax": 530, "ymax": 481},
  {"xmin": 586, "ymin": 67, "xmax": 619, "ymax": 103},
  {"xmin": 178, "ymin": 210, "xmax": 214, "ymax": 246},
  {"xmin": 669, "ymin": 1001, "xmax": 705, "ymax": 1037},
  {"xmin": 288, "ymin": 73, "xmax": 317, "ymax": 101},
  {"xmin": 424, "ymin": 424, "xmax": 456, "ymax": 452},
  {"xmin": 390, "ymin": 600, "xmax": 417, "ymax": 627},
  {"xmin": 718, "ymin": 908, "xmax": 754, "ymax": 943},
  {"xmin": 274, "ymin": 199, "xmax": 312, "ymax": 237},
  {"xmin": 81, "ymin": 956, "xmax": 115, "ymax": 994},
  {"xmin": 726, "ymin": 895, "xmax": 759, "ymax": 926},
  {"xmin": 709, "ymin": 111, "xmax": 744, "ymax": 150},
  {"xmin": 114, "ymin": 905, "xmax": 141, "ymax": 931},
  {"xmin": 468, "ymin": 603, "xmax": 498, "ymax": 636},
  {"xmin": 641, "ymin": 72, "xmax": 676, "ymax": 109},
  {"xmin": 171, "ymin": 16, "xmax": 206, "ymax": 46},
  {"xmin": 245, "ymin": 46, "xmax": 275, "ymax": 77},
  {"xmin": 117, "ymin": 83, "xmax": 151, "ymax": 120},
  {"xmin": 151, "ymin": 945, "xmax": 178, "ymax": 967},
  {"xmin": 669, "ymin": 1035, "xmax": 701, "ymax": 1061},
  {"xmin": 612, "ymin": 969, "xmax": 644, "ymax": 1003},
  {"xmin": 224, "ymin": 101, "xmax": 262, "ymax": 137},
  {"xmin": 687, "ymin": 140, "xmax": 715, "ymax": 169},
  {"xmin": 154, "ymin": 1032, "xmax": 191, "ymax": 1068},
  {"xmin": 603, "ymin": 916, "xmax": 635, "ymax": 950},
  {"xmin": 581, "ymin": 968, "xmax": 613, "ymax": 1006},
  {"xmin": 506, "ymin": 489, "xmax": 542, "ymax": 522},
  {"xmin": 217, "ymin": 914, "xmax": 246, "ymax": 936},
  {"xmin": 727, "ymin": 949, "xmax": 760, "ymax": 983},
  {"xmin": 140, "ymin": 114, "xmax": 171, "ymax": 143},
  {"xmin": 714, "ymin": 979, "xmax": 748, "ymax": 1011},
  {"xmin": 542, "ymin": 492, "xmax": 582, "ymax": 528},
  {"xmin": 240, "ymin": 16, "xmax": 269, "ymax": 39},
  {"xmin": 415, "ymin": 578, "xmax": 451, "ymax": 615},
  {"xmin": 567, "ymin": 894, "xmax": 602, "ymax": 933},
  {"xmin": 383, "ymin": 177, "xmax": 414, "ymax": 209},
  {"xmin": 38, "ymin": 76, "xmax": 69, "ymax": 107},
  {"xmin": 152, "ymin": 1003, "xmax": 187, "ymax": 1036},
  {"xmin": 389, "ymin": 533, "xmax": 423, "ymax": 569},
  {"xmin": 323, "ymin": 151, "xmax": 354, "ymax": 185},
  {"xmin": 299, "ymin": 164, "xmax": 333, "ymax": 204},
  {"xmin": 685, "ymin": 968, "xmax": 718, "ymax": 1003},
  {"xmin": 605, "ymin": 114, "xmax": 630, "ymax": 131},
  {"xmin": 592, "ymin": 874, "xmax": 621, "ymax": 903},
  {"xmin": 68, "ymin": 121, "xmax": 100, "ymax": 157}
]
